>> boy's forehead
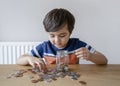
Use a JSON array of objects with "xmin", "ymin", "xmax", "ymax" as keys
[
  {"xmin": 48, "ymin": 25, "xmax": 69, "ymax": 34},
  {"xmin": 48, "ymin": 26, "xmax": 69, "ymax": 35}
]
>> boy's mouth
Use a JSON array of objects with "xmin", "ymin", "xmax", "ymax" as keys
[{"xmin": 55, "ymin": 44, "xmax": 65, "ymax": 49}]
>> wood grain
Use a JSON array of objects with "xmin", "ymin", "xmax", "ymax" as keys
[{"xmin": 0, "ymin": 64, "xmax": 120, "ymax": 86}]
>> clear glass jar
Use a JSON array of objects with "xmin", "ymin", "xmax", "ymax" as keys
[{"xmin": 56, "ymin": 50, "xmax": 69, "ymax": 72}]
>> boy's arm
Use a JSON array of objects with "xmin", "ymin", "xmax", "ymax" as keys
[
  {"xmin": 16, "ymin": 54, "xmax": 32, "ymax": 65},
  {"xmin": 75, "ymin": 48, "xmax": 108, "ymax": 65},
  {"xmin": 89, "ymin": 51, "xmax": 108, "ymax": 65},
  {"xmin": 17, "ymin": 54, "xmax": 48, "ymax": 73},
  {"xmin": 16, "ymin": 54, "xmax": 45, "ymax": 69}
]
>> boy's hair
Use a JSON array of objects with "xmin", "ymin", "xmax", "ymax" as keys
[{"xmin": 43, "ymin": 8, "xmax": 75, "ymax": 34}]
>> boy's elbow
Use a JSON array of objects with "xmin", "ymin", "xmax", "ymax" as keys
[
  {"xmin": 104, "ymin": 57, "xmax": 108, "ymax": 65},
  {"xmin": 16, "ymin": 54, "xmax": 29, "ymax": 65}
]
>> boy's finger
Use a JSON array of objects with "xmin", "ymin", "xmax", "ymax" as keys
[
  {"xmin": 30, "ymin": 62, "xmax": 36, "ymax": 68},
  {"xmin": 34, "ymin": 62, "xmax": 42, "ymax": 70}
]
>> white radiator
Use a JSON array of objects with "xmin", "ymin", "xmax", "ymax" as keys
[{"xmin": 0, "ymin": 42, "xmax": 40, "ymax": 64}]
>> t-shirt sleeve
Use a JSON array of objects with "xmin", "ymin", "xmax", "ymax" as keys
[
  {"xmin": 28, "ymin": 43, "xmax": 43, "ymax": 58},
  {"xmin": 77, "ymin": 39, "xmax": 95, "ymax": 53},
  {"xmin": 85, "ymin": 44, "xmax": 95, "ymax": 53}
]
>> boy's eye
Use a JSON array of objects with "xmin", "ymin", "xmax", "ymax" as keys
[
  {"xmin": 59, "ymin": 35, "xmax": 65, "ymax": 37},
  {"xmin": 50, "ymin": 35, "xmax": 54, "ymax": 38}
]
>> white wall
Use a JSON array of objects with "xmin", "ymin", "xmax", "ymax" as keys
[{"xmin": 0, "ymin": 0, "xmax": 120, "ymax": 64}]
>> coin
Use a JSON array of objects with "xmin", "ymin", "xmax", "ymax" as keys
[{"xmin": 79, "ymin": 81, "xmax": 87, "ymax": 85}]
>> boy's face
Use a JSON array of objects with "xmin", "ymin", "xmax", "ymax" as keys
[{"xmin": 48, "ymin": 24, "xmax": 70, "ymax": 49}]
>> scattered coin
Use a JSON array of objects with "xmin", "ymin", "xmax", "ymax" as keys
[
  {"xmin": 79, "ymin": 81, "xmax": 87, "ymax": 85},
  {"xmin": 31, "ymin": 79, "xmax": 40, "ymax": 83},
  {"xmin": 7, "ymin": 69, "xmax": 27, "ymax": 78}
]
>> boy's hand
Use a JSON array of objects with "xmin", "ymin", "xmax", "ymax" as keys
[
  {"xmin": 75, "ymin": 47, "xmax": 92, "ymax": 61},
  {"xmin": 27, "ymin": 56, "xmax": 47, "ymax": 73}
]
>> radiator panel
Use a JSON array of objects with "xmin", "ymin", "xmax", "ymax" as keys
[{"xmin": 0, "ymin": 42, "xmax": 39, "ymax": 64}]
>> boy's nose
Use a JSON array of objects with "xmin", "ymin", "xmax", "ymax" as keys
[{"xmin": 54, "ymin": 37, "xmax": 60, "ymax": 43}]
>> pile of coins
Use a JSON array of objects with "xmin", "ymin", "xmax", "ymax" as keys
[
  {"xmin": 29, "ymin": 63, "xmax": 81, "ymax": 83},
  {"xmin": 57, "ymin": 63, "xmax": 69, "ymax": 72},
  {"xmin": 6, "ymin": 65, "xmax": 86, "ymax": 84}
]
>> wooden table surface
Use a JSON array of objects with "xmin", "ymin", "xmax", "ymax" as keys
[{"xmin": 0, "ymin": 64, "xmax": 120, "ymax": 86}]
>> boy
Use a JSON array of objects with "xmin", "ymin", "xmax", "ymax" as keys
[{"xmin": 17, "ymin": 8, "xmax": 107, "ymax": 70}]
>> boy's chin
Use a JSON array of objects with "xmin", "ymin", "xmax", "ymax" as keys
[{"xmin": 55, "ymin": 46, "xmax": 65, "ymax": 49}]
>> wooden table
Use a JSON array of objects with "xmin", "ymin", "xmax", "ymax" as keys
[{"xmin": 0, "ymin": 64, "xmax": 120, "ymax": 86}]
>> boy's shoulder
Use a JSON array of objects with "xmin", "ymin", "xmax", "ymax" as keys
[
  {"xmin": 69, "ymin": 38, "xmax": 84, "ymax": 43},
  {"xmin": 70, "ymin": 38, "xmax": 79, "ymax": 41},
  {"xmin": 35, "ymin": 40, "xmax": 51, "ymax": 48},
  {"xmin": 38, "ymin": 40, "xmax": 51, "ymax": 46},
  {"xmin": 69, "ymin": 38, "xmax": 87, "ymax": 46}
]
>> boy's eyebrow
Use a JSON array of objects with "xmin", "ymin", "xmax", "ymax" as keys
[
  {"xmin": 59, "ymin": 33, "xmax": 66, "ymax": 35},
  {"xmin": 49, "ymin": 34, "xmax": 54, "ymax": 35},
  {"xmin": 49, "ymin": 32, "xmax": 67, "ymax": 35}
]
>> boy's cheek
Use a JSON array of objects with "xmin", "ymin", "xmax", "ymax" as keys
[{"xmin": 49, "ymin": 40, "xmax": 54, "ymax": 44}]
